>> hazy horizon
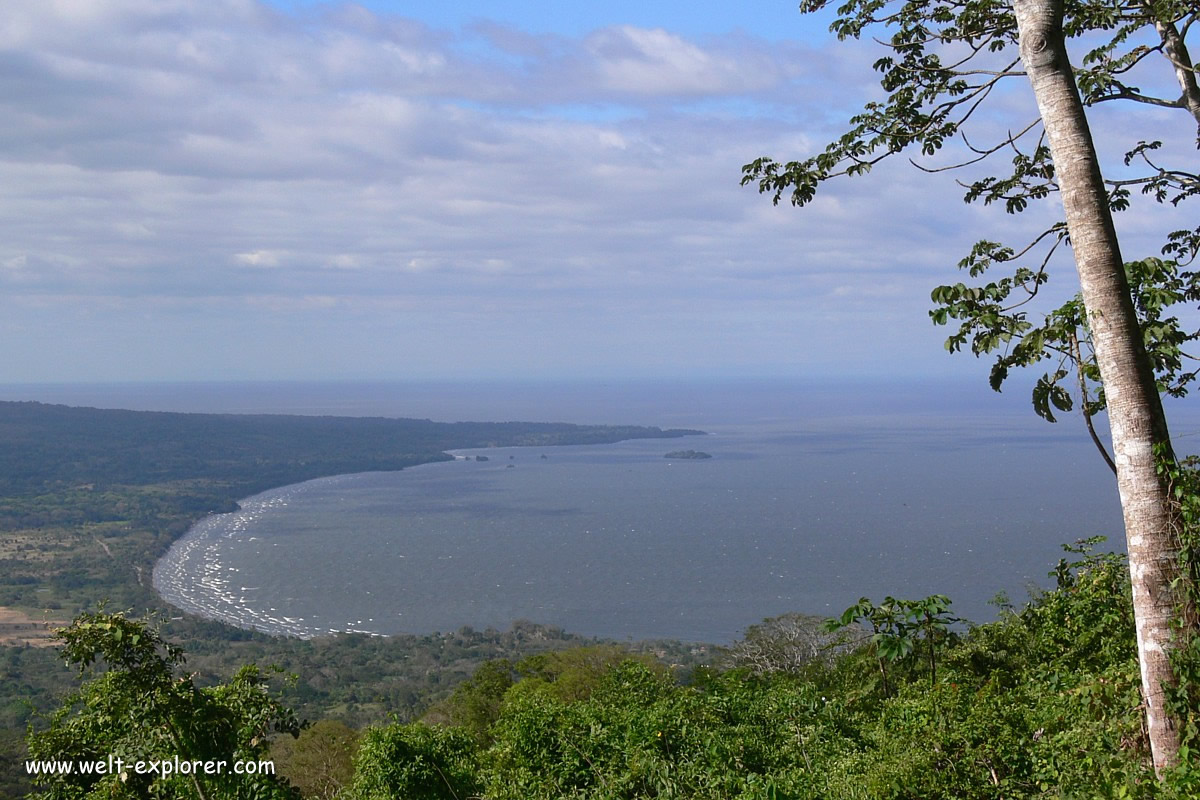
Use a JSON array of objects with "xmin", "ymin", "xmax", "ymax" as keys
[{"xmin": 0, "ymin": 373, "xmax": 1091, "ymax": 423}]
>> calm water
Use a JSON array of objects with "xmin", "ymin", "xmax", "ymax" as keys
[{"xmin": 138, "ymin": 378, "xmax": 1150, "ymax": 643}]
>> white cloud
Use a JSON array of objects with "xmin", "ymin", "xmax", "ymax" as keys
[
  {"xmin": 587, "ymin": 25, "xmax": 774, "ymax": 95},
  {"xmin": 234, "ymin": 250, "xmax": 284, "ymax": 267}
]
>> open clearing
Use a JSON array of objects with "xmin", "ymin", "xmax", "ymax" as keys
[{"xmin": 0, "ymin": 607, "xmax": 64, "ymax": 647}]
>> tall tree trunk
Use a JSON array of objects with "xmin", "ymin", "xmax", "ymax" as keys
[{"xmin": 1011, "ymin": 0, "xmax": 1184, "ymax": 776}]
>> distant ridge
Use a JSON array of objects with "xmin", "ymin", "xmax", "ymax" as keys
[{"xmin": 0, "ymin": 400, "xmax": 704, "ymax": 499}]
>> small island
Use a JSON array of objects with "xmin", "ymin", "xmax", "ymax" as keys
[{"xmin": 664, "ymin": 449, "xmax": 712, "ymax": 460}]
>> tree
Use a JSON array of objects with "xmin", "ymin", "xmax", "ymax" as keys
[
  {"xmin": 827, "ymin": 595, "xmax": 959, "ymax": 693},
  {"xmin": 510, "ymin": 644, "xmax": 666, "ymax": 704},
  {"xmin": 725, "ymin": 612, "xmax": 857, "ymax": 675},
  {"xmin": 742, "ymin": 0, "xmax": 1199, "ymax": 776},
  {"xmin": 26, "ymin": 611, "xmax": 300, "ymax": 800},
  {"xmin": 343, "ymin": 722, "xmax": 478, "ymax": 800},
  {"xmin": 424, "ymin": 659, "xmax": 516, "ymax": 745},
  {"xmin": 270, "ymin": 719, "xmax": 360, "ymax": 800}
]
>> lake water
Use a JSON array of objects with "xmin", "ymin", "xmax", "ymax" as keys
[{"xmin": 132, "ymin": 377, "xmax": 1160, "ymax": 643}]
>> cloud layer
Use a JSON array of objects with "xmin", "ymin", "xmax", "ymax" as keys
[{"xmin": 0, "ymin": 1, "xmax": 1191, "ymax": 381}]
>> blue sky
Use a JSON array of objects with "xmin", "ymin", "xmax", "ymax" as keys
[{"xmin": 0, "ymin": 1, "xmax": 1192, "ymax": 386}]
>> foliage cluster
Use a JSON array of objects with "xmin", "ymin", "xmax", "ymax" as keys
[
  {"xmin": 179, "ymin": 623, "xmax": 709, "ymax": 730},
  {"xmin": 26, "ymin": 611, "xmax": 301, "ymax": 800},
  {"xmin": 340, "ymin": 542, "xmax": 1196, "ymax": 799},
  {"xmin": 4, "ymin": 617, "xmax": 708, "ymax": 797},
  {"xmin": 1158, "ymin": 452, "xmax": 1200, "ymax": 791},
  {"xmin": 270, "ymin": 721, "xmax": 361, "ymax": 800}
]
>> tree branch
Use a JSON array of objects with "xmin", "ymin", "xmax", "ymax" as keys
[
  {"xmin": 1091, "ymin": 88, "xmax": 1184, "ymax": 109},
  {"xmin": 909, "ymin": 118, "xmax": 1041, "ymax": 172},
  {"xmin": 1071, "ymin": 328, "xmax": 1118, "ymax": 476}
]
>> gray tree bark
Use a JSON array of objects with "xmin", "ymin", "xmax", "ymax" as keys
[
  {"xmin": 1150, "ymin": 12, "xmax": 1200, "ymax": 141},
  {"xmin": 1012, "ymin": 0, "xmax": 1184, "ymax": 775}
]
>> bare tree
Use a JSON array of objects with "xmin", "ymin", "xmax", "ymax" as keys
[{"xmin": 725, "ymin": 612, "xmax": 858, "ymax": 675}]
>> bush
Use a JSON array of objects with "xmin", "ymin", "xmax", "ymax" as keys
[{"xmin": 345, "ymin": 723, "xmax": 478, "ymax": 800}]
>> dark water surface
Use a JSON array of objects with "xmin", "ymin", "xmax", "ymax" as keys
[{"xmin": 134, "ymin": 378, "xmax": 1145, "ymax": 643}]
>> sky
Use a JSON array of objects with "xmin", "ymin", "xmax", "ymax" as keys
[{"xmin": 0, "ymin": 0, "xmax": 1194, "ymax": 384}]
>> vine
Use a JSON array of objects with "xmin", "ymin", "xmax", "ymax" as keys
[{"xmin": 1154, "ymin": 446, "xmax": 1200, "ymax": 785}]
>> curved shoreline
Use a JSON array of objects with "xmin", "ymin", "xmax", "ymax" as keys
[
  {"xmin": 152, "ymin": 442, "xmax": 623, "ymax": 639},
  {"xmin": 156, "ymin": 466, "xmax": 481, "ymax": 638},
  {"xmin": 152, "ymin": 437, "xmax": 700, "ymax": 640},
  {"xmin": 150, "ymin": 419, "xmax": 707, "ymax": 638},
  {"xmin": 153, "ymin": 429, "xmax": 724, "ymax": 641},
  {"xmin": 153, "ymin": 474, "xmax": 371, "ymax": 638}
]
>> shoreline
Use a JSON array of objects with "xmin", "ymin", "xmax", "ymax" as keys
[
  {"xmin": 154, "ymin": 460, "xmax": 466, "ymax": 639},
  {"xmin": 152, "ymin": 433, "xmax": 708, "ymax": 641}
]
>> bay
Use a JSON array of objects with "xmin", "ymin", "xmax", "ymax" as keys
[{"xmin": 145, "ymin": 378, "xmax": 1143, "ymax": 643}]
